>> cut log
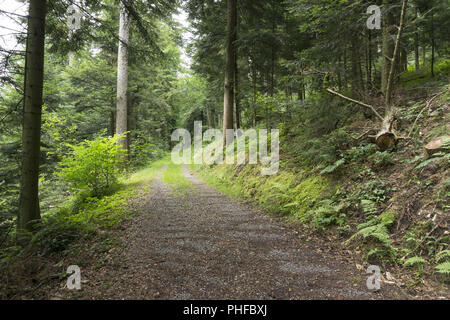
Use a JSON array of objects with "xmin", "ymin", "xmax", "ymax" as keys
[
  {"xmin": 375, "ymin": 112, "xmax": 397, "ymax": 150},
  {"xmin": 376, "ymin": 131, "xmax": 397, "ymax": 150},
  {"xmin": 425, "ymin": 135, "xmax": 450, "ymax": 156}
]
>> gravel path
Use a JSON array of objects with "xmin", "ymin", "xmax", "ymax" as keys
[{"xmin": 63, "ymin": 165, "xmax": 410, "ymax": 299}]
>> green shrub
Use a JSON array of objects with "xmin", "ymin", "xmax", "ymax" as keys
[{"xmin": 58, "ymin": 135, "xmax": 125, "ymax": 196}]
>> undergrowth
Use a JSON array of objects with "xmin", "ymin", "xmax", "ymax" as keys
[
  {"xmin": 0, "ymin": 158, "xmax": 165, "ymax": 298},
  {"xmin": 194, "ymin": 79, "xmax": 449, "ymax": 287}
]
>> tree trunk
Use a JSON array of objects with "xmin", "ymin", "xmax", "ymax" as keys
[
  {"xmin": 430, "ymin": 12, "xmax": 435, "ymax": 77},
  {"xmin": 381, "ymin": 0, "xmax": 395, "ymax": 95},
  {"xmin": 365, "ymin": 31, "xmax": 372, "ymax": 90},
  {"xmin": 422, "ymin": 45, "xmax": 426, "ymax": 67},
  {"xmin": 376, "ymin": 0, "xmax": 408, "ymax": 150},
  {"xmin": 343, "ymin": 48, "xmax": 348, "ymax": 86},
  {"xmin": 222, "ymin": 0, "xmax": 236, "ymax": 145},
  {"xmin": 116, "ymin": 1, "xmax": 130, "ymax": 163},
  {"xmin": 234, "ymin": 61, "xmax": 241, "ymax": 129},
  {"xmin": 414, "ymin": 8, "xmax": 420, "ymax": 72},
  {"xmin": 206, "ymin": 105, "xmax": 213, "ymax": 128},
  {"xmin": 18, "ymin": 0, "xmax": 47, "ymax": 233},
  {"xmin": 234, "ymin": 4, "xmax": 240, "ymax": 130},
  {"xmin": 351, "ymin": 38, "xmax": 362, "ymax": 97},
  {"xmin": 252, "ymin": 63, "xmax": 257, "ymax": 127}
]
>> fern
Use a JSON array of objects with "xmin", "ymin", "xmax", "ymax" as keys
[
  {"xmin": 346, "ymin": 209, "xmax": 398, "ymax": 251},
  {"xmin": 404, "ymin": 256, "xmax": 427, "ymax": 267},
  {"xmin": 360, "ymin": 199, "xmax": 377, "ymax": 216},
  {"xmin": 435, "ymin": 261, "xmax": 450, "ymax": 275},
  {"xmin": 311, "ymin": 199, "xmax": 346, "ymax": 229},
  {"xmin": 436, "ymin": 249, "xmax": 450, "ymax": 263},
  {"xmin": 320, "ymin": 158, "xmax": 345, "ymax": 175},
  {"xmin": 415, "ymin": 153, "xmax": 450, "ymax": 170},
  {"xmin": 348, "ymin": 223, "xmax": 391, "ymax": 245}
]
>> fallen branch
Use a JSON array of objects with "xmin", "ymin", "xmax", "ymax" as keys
[
  {"xmin": 326, "ymin": 88, "xmax": 384, "ymax": 121},
  {"xmin": 352, "ymin": 129, "xmax": 375, "ymax": 141}
]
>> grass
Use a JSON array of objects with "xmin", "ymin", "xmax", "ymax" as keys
[
  {"xmin": 192, "ymin": 164, "xmax": 239, "ymax": 196},
  {"xmin": 162, "ymin": 161, "xmax": 193, "ymax": 196}
]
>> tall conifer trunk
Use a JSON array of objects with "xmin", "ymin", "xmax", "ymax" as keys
[
  {"xmin": 116, "ymin": 1, "xmax": 130, "ymax": 163},
  {"xmin": 222, "ymin": 0, "xmax": 236, "ymax": 145},
  {"xmin": 18, "ymin": 0, "xmax": 47, "ymax": 233}
]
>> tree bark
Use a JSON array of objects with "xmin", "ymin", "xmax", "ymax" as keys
[
  {"xmin": 376, "ymin": 0, "xmax": 408, "ymax": 150},
  {"xmin": 414, "ymin": 8, "xmax": 420, "ymax": 72},
  {"xmin": 234, "ymin": 59, "xmax": 240, "ymax": 129},
  {"xmin": 351, "ymin": 38, "xmax": 362, "ymax": 97},
  {"xmin": 234, "ymin": 2, "xmax": 240, "ymax": 129},
  {"xmin": 222, "ymin": 0, "xmax": 236, "ymax": 145},
  {"xmin": 116, "ymin": 0, "xmax": 130, "ymax": 163},
  {"xmin": 381, "ymin": 0, "xmax": 395, "ymax": 95},
  {"xmin": 430, "ymin": 12, "xmax": 435, "ymax": 77},
  {"xmin": 18, "ymin": 0, "xmax": 47, "ymax": 233},
  {"xmin": 365, "ymin": 31, "xmax": 372, "ymax": 90}
]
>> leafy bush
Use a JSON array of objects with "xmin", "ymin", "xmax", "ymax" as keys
[{"xmin": 58, "ymin": 135, "xmax": 125, "ymax": 196}]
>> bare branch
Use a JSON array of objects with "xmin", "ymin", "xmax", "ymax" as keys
[{"xmin": 326, "ymin": 88, "xmax": 384, "ymax": 121}]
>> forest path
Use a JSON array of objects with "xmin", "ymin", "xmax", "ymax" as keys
[{"xmin": 59, "ymin": 164, "xmax": 410, "ymax": 299}]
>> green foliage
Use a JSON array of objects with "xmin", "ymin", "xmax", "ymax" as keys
[
  {"xmin": 435, "ymin": 249, "xmax": 450, "ymax": 263},
  {"xmin": 295, "ymin": 127, "xmax": 350, "ymax": 168},
  {"xmin": 162, "ymin": 161, "xmax": 193, "ymax": 196},
  {"xmin": 320, "ymin": 158, "xmax": 345, "ymax": 175},
  {"xmin": 415, "ymin": 152, "xmax": 450, "ymax": 170},
  {"xmin": 358, "ymin": 180, "xmax": 392, "ymax": 203},
  {"xmin": 349, "ymin": 222, "xmax": 391, "ymax": 247},
  {"xmin": 404, "ymin": 256, "xmax": 427, "ymax": 268},
  {"xmin": 0, "ymin": 160, "xmax": 161, "ymax": 273},
  {"xmin": 404, "ymin": 256, "xmax": 428, "ymax": 279},
  {"xmin": 311, "ymin": 199, "xmax": 346, "ymax": 230},
  {"xmin": 370, "ymin": 151, "xmax": 394, "ymax": 168},
  {"xmin": 130, "ymin": 142, "xmax": 165, "ymax": 168},
  {"xmin": 360, "ymin": 199, "xmax": 378, "ymax": 216},
  {"xmin": 347, "ymin": 210, "xmax": 399, "ymax": 263},
  {"xmin": 288, "ymin": 175, "xmax": 330, "ymax": 221},
  {"xmin": 58, "ymin": 135, "xmax": 125, "ymax": 196},
  {"xmin": 345, "ymin": 144, "xmax": 377, "ymax": 163},
  {"xmin": 435, "ymin": 262, "xmax": 450, "ymax": 275}
]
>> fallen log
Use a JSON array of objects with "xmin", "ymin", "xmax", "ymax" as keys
[{"xmin": 375, "ymin": 111, "xmax": 397, "ymax": 150}]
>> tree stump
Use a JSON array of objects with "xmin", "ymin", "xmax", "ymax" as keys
[{"xmin": 425, "ymin": 135, "xmax": 450, "ymax": 156}]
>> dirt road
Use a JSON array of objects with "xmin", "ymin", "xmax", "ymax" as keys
[{"xmin": 56, "ymin": 165, "xmax": 410, "ymax": 299}]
